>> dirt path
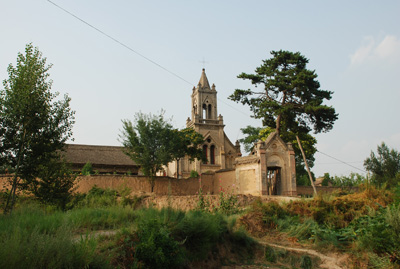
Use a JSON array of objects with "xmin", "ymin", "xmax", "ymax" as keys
[
  {"xmin": 75, "ymin": 230, "xmax": 347, "ymax": 268},
  {"xmin": 257, "ymin": 239, "xmax": 346, "ymax": 269}
]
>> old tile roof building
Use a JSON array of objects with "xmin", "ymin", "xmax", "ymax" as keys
[{"xmin": 64, "ymin": 144, "xmax": 139, "ymax": 174}]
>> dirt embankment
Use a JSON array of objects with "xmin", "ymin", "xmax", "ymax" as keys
[{"xmin": 136, "ymin": 193, "xmax": 300, "ymax": 211}]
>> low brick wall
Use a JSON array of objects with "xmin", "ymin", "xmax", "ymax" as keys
[
  {"xmin": 76, "ymin": 174, "xmax": 215, "ymax": 196},
  {"xmin": 215, "ymin": 169, "xmax": 236, "ymax": 193},
  {"xmin": 0, "ymin": 174, "xmax": 215, "ymax": 196}
]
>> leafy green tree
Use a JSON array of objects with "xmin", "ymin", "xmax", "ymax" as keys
[
  {"xmin": 331, "ymin": 173, "xmax": 365, "ymax": 188},
  {"xmin": 0, "ymin": 43, "xmax": 75, "ymax": 213},
  {"xmin": 230, "ymin": 50, "xmax": 338, "ymax": 193},
  {"xmin": 170, "ymin": 128, "xmax": 204, "ymax": 178},
  {"xmin": 364, "ymin": 142, "xmax": 400, "ymax": 188},
  {"xmin": 121, "ymin": 112, "xmax": 175, "ymax": 192},
  {"xmin": 238, "ymin": 126, "xmax": 263, "ymax": 153},
  {"xmin": 31, "ymin": 160, "xmax": 76, "ymax": 210}
]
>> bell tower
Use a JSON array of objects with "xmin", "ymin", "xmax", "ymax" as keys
[
  {"xmin": 188, "ymin": 68, "xmax": 221, "ymax": 125},
  {"xmin": 181, "ymin": 68, "xmax": 240, "ymax": 176}
]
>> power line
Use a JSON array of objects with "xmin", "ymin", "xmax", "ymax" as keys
[
  {"xmin": 47, "ymin": 0, "xmax": 193, "ymax": 86},
  {"xmin": 316, "ymin": 150, "xmax": 366, "ymax": 173},
  {"xmin": 46, "ymin": 0, "xmax": 252, "ymax": 119}
]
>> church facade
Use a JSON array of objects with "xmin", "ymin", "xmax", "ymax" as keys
[
  {"xmin": 163, "ymin": 69, "xmax": 241, "ymax": 177},
  {"xmin": 159, "ymin": 69, "xmax": 297, "ymax": 196}
]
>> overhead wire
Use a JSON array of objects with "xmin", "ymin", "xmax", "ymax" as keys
[
  {"xmin": 46, "ymin": 0, "xmax": 252, "ymax": 119},
  {"xmin": 316, "ymin": 150, "xmax": 367, "ymax": 173}
]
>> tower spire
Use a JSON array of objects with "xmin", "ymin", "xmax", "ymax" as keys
[{"xmin": 198, "ymin": 68, "xmax": 211, "ymax": 89}]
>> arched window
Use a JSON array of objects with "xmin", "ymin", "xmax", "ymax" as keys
[
  {"xmin": 210, "ymin": 145, "xmax": 215, "ymax": 164},
  {"xmin": 202, "ymin": 145, "xmax": 208, "ymax": 164},
  {"xmin": 202, "ymin": 104, "xmax": 207, "ymax": 119},
  {"xmin": 208, "ymin": 104, "xmax": 212, "ymax": 119}
]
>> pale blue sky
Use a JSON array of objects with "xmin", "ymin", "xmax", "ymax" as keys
[{"xmin": 1, "ymin": 0, "xmax": 399, "ymax": 177}]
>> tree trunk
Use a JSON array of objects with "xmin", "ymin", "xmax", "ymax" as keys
[
  {"xmin": 296, "ymin": 135, "xmax": 317, "ymax": 196},
  {"xmin": 276, "ymin": 115, "xmax": 281, "ymax": 135},
  {"xmin": 176, "ymin": 158, "xmax": 180, "ymax": 179},
  {"xmin": 4, "ymin": 131, "xmax": 26, "ymax": 214}
]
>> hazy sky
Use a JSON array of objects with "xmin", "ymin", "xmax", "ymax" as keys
[{"xmin": 1, "ymin": 0, "xmax": 399, "ymax": 177}]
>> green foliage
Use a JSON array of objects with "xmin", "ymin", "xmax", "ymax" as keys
[
  {"xmin": 196, "ymin": 189, "xmax": 240, "ymax": 215},
  {"xmin": 0, "ymin": 43, "xmax": 75, "ymax": 213},
  {"xmin": 113, "ymin": 208, "xmax": 238, "ymax": 267},
  {"xmin": 135, "ymin": 218, "xmax": 185, "ymax": 268},
  {"xmin": 172, "ymin": 210, "xmax": 228, "ymax": 260},
  {"xmin": 322, "ymin": 173, "xmax": 330, "ymax": 186},
  {"xmin": 259, "ymin": 127, "xmax": 317, "ymax": 178},
  {"xmin": 264, "ymin": 245, "xmax": 277, "ymax": 262},
  {"xmin": 239, "ymin": 125, "xmax": 263, "ymax": 152},
  {"xmin": 230, "ymin": 51, "xmax": 337, "ymax": 184},
  {"xmin": 229, "ymin": 50, "xmax": 338, "ymax": 135},
  {"xmin": 297, "ymin": 174, "xmax": 311, "ymax": 186},
  {"xmin": 300, "ymin": 255, "xmax": 313, "ymax": 269},
  {"xmin": 120, "ymin": 111, "xmax": 174, "ymax": 190},
  {"xmin": 32, "ymin": 160, "xmax": 76, "ymax": 210},
  {"xmin": 364, "ymin": 142, "xmax": 400, "ymax": 188},
  {"xmin": 0, "ymin": 205, "xmax": 108, "ymax": 268},
  {"xmin": 217, "ymin": 190, "xmax": 239, "ymax": 215},
  {"xmin": 331, "ymin": 172, "xmax": 365, "ymax": 188},
  {"xmin": 169, "ymin": 128, "xmax": 205, "ymax": 174},
  {"xmin": 190, "ymin": 170, "xmax": 199, "ymax": 178},
  {"xmin": 74, "ymin": 185, "xmax": 118, "ymax": 208},
  {"xmin": 81, "ymin": 162, "xmax": 93, "ymax": 175}
]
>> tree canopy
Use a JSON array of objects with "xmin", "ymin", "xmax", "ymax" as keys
[
  {"xmin": 0, "ymin": 43, "xmax": 75, "ymax": 212},
  {"xmin": 230, "ymin": 50, "xmax": 337, "ymax": 191},
  {"xmin": 120, "ymin": 112, "xmax": 204, "ymax": 189},
  {"xmin": 229, "ymin": 50, "xmax": 338, "ymax": 136},
  {"xmin": 169, "ymin": 128, "xmax": 204, "ymax": 178},
  {"xmin": 364, "ymin": 142, "xmax": 400, "ymax": 188}
]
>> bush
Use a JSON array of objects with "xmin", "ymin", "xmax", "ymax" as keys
[
  {"xmin": 172, "ymin": 210, "xmax": 227, "ymax": 260},
  {"xmin": 300, "ymin": 255, "xmax": 313, "ymax": 269},
  {"xmin": 190, "ymin": 170, "xmax": 199, "ymax": 178},
  {"xmin": 75, "ymin": 186, "xmax": 118, "ymax": 208},
  {"xmin": 135, "ymin": 219, "xmax": 185, "ymax": 268},
  {"xmin": 32, "ymin": 160, "xmax": 76, "ymax": 210},
  {"xmin": 264, "ymin": 245, "xmax": 277, "ymax": 262},
  {"xmin": 82, "ymin": 162, "xmax": 93, "ymax": 175}
]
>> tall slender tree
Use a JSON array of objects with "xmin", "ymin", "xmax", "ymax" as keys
[
  {"xmin": 0, "ymin": 43, "xmax": 75, "ymax": 213},
  {"xmin": 230, "ymin": 50, "xmax": 338, "ymax": 193}
]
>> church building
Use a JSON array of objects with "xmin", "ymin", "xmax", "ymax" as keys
[{"xmin": 164, "ymin": 69, "xmax": 241, "ymax": 177}]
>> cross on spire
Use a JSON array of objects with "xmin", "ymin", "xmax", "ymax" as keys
[{"xmin": 199, "ymin": 57, "xmax": 209, "ymax": 69}]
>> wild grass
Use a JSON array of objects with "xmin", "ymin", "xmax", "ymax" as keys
[
  {"xmin": 0, "ymin": 185, "xmax": 257, "ymax": 268},
  {"xmin": 245, "ymin": 186, "xmax": 400, "ymax": 267}
]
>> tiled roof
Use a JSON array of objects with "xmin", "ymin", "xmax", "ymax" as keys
[{"xmin": 63, "ymin": 144, "xmax": 137, "ymax": 166}]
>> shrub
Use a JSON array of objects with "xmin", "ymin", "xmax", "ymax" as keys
[
  {"xmin": 172, "ymin": 210, "xmax": 227, "ymax": 260},
  {"xmin": 260, "ymin": 201, "xmax": 288, "ymax": 228},
  {"xmin": 300, "ymin": 255, "xmax": 313, "ymax": 269},
  {"xmin": 32, "ymin": 160, "xmax": 76, "ymax": 210},
  {"xmin": 264, "ymin": 245, "xmax": 277, "ymax": 262},
  {"xmin": 190, "ymin": 170, "xmax": 199, "ymax": 178},
  {"xmin": 217, "ymin": 190, "xmax": 239, "ymax": 215},
  {"xmin": 82, "ymin": 162, "xmax": 93, "ymax": 175},
  {"xmin": 76, "ymin": 186, "xmax": 118, "ymax": 208},
  {"xmin": 135, "ymin": 219, "xmax": 185, "ymax": 268}
]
